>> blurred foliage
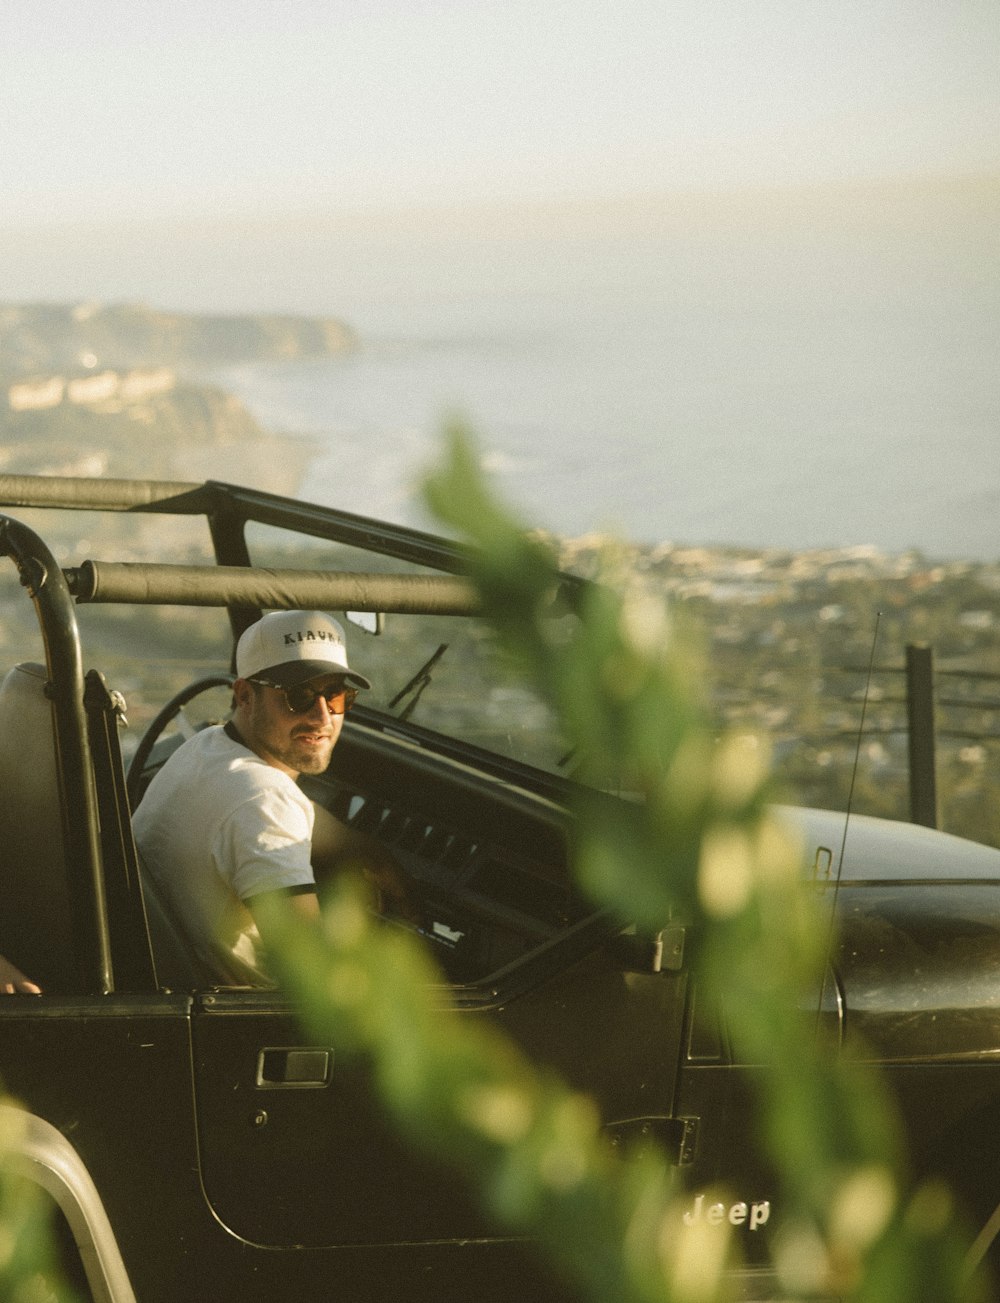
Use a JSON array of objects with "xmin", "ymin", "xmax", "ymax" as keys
[{"xmin": 265, "ymin": 427, "xmax": 984, "ymax": 1301}]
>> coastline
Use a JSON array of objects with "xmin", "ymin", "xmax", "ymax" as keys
[{"xmin": 0, "ymin": 301, "xmax": 349, "ymax": 500}]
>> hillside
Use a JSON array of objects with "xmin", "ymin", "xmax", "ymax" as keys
[
  {"xmin": 0, "ymin": 300, "xmax": 356, "ymax": 373},
  {"xmin": 0, "ymin": 300, "xmax": 337, "ymax": 494},
  {"xmin": 0, "ymin": 377, "xmax": 316, "ymax": 496}
]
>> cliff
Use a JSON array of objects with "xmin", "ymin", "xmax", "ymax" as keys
[
  {"xmin": 0, "ymin": 380, "xmax": 316, "ymax": 496},
  {"xmin": 0, "ymin": 301, "xmax": 356, "ymax": 374},
  {"xmin": 0, "ymin": 300, "xmax": 348, "ymax": 495}
]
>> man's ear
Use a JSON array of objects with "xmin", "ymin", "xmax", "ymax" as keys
[{"xmin": 232, "ymin": 677, "xmax": 255, "ymax": 708}]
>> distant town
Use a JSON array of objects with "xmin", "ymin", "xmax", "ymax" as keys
[
  {"xmin": 7, "ymin": 364, "xmax": 177, "ymax": 414},
  {"xmin": 557, "ymin": 532, "xmax": 1000, "ymax": 848}
]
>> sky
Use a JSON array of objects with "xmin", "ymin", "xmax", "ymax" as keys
[
  {"xmin": 0, "ymin": 2, "xmax": 997, "ymax": 563},
  {"xmin": 3, "ymin": 0, "xmax": 999, "ymax": 226}
]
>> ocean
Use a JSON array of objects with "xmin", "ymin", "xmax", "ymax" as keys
[
  {"xmin": 201, "ymin": 194, "xmax": 998, "ymax": 562},
  {"xmin": 12, "ymin": 181, "xmax": 1000, "ymax": 560}
]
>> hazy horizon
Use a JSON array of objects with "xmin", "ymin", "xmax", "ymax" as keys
[{"xmin": 2, "ymin": 169, "xmax": 995, "ymax": 318}]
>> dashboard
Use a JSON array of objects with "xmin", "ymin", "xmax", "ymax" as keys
[{"xmin": 306, "ymin": 715, "xmax": 593, "ymax": 985}]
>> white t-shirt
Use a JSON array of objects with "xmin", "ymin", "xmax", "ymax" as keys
[{"xmin": 132, "ymin": 725, "xmax": 316, "ymax": 982}]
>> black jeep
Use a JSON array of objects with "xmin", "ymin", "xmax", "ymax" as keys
[{"xmin": 1, "ymin": 474, "xmax": 998, "ymax": 1301}]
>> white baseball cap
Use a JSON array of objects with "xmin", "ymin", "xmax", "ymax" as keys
[{"xmin": 235, "ymin": 610, "xmax": 372, "ymax": 690}]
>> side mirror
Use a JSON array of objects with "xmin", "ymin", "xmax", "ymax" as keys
[{"xmin": 346, "ymin": 611, "xmax": 384, "ymax": 635}]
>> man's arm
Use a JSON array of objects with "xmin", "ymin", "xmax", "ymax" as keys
[
  {"xmin": 246, "ymin": 885, "xmax": 321, "ymax": 949},
  {"xmin": 311, "ymin": 802, "xmax": 417, "ymax": 920}
]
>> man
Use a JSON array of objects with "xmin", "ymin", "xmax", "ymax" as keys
[{"xmin": 133, "ymin": 609, "xmax": 410, "ymax": 983}]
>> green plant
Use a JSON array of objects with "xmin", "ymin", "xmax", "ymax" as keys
[{"xmin": 263, "ymin": 427, "xmax": 980, "ymax": 1301}]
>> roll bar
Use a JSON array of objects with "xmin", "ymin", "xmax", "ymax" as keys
[
  {"xmin": 0, "ymin": 474, "xmax": 204, "ymax": 511},
  {"xmin": 0, "ymin": 474, "xmax": 473, "ymax": 573},
  {"xmin": 66, "ymin": 561, "xmax": 481, "ymax": 613}
]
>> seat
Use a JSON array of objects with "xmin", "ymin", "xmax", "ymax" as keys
[
  {"xmin": 0, "ymin": 663, "xmax": 76, "ymax": 989},
  {"xmin": 84, "ymin": 668, "xmax": 217, "ymax": 990},
  {"xmin": 0, "ymin": 661, "xmax": 214, "ymax": 991}
]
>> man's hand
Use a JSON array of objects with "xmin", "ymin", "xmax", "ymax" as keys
[
  {"xmin": 360, "ymin": 857, "xmax": 420, "ymax": 923},
  {"xmin": 312, "ymin": 802, "xmax": 419, "ymax": 923},
  {"xmin": 0, "ymin": 954, "xmax": 41, "ymax": 994}
]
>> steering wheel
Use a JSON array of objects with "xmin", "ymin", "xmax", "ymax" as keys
[{"xmin": 126, "ymin": 674, "xmax": 235, "ymax": 809}]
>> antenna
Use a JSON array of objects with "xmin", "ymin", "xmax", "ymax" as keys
[
  {"xmin": 836, "ymin": 610, "xmax": 882, "ymax": 883},
  {"xmin": 816, "ymin": 610, "xmax": 881, "ymax": 1030}
]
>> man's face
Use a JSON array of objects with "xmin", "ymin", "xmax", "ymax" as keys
[{"xmin": 236, "ymin": 675, "xmax": 348, "ymax": 777}]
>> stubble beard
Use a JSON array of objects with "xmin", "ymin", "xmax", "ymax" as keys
[
  {"xmin": 244, "ymin": 696, "xmax": 337, "ymax": 777},
  {"xmin": 290, "ymin": 735, "xmax": 335, "ymax": 775},
  {"xmin": 272, "ymin": 725, "xmax": 335, "ymax": 776}
]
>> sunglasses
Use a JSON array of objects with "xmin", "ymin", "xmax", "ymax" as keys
[{"xmin": 251, "ymin": 679, "xmax": 359, "ymax": 716}]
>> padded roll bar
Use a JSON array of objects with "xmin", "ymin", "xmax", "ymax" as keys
[
  {"xmin": 0, "ymin": 474, "xmax": 204, "ymax": 511},
  {"xmin": 67, "ymin": 561, "xmax": 481, "ymax": 613}
]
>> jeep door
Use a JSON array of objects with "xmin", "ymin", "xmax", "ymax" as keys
[{"xmin": 189, "ymin": 937, "xmax": 690, "ymax": 1250}]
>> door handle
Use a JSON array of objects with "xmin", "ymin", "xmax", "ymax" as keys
[{"xmin": 256, "ymin": 1047, "xmax": 333, "ymax": 1088}]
